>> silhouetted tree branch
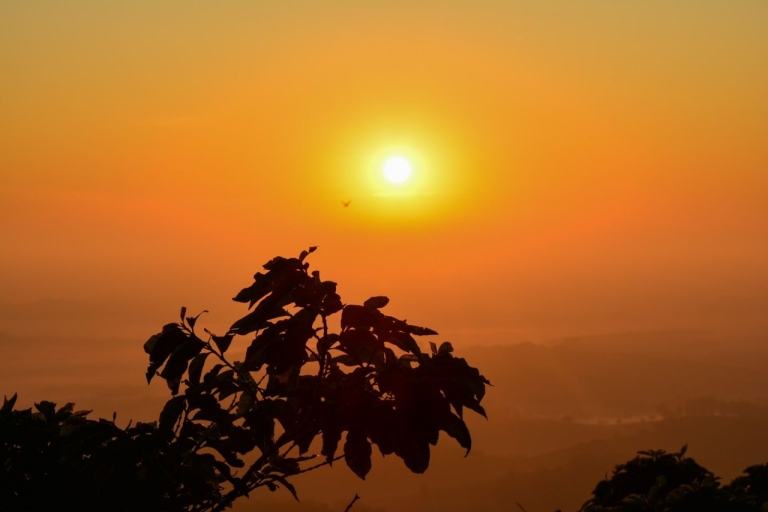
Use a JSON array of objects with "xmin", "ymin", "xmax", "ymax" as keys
[
  {"xmin": 343, "ymin": 493, "xmax": 361, "ymax": 512},
  {"xmin": 1, "ymin": 248, "xmax": 490, "ymax": 512}
]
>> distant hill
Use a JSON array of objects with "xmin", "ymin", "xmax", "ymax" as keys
[{"xmin": 467, "ymin": 333, "xmax": 768, "ymax": 423}]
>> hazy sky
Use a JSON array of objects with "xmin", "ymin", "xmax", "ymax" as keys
[{"xmin": 2, "ymin": 1, "xmax": 767, "ymax": 346}]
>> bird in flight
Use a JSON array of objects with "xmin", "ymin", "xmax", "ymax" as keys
[{"xmin": 341, "ymin": 200, "xmax": 351, "ymax": 208}]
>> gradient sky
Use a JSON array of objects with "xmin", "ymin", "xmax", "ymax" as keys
[{"xmin": 2, "ymin": 1, "xmax": 767, "ymax": 352}]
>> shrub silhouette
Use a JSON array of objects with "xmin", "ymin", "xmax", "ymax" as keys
[
  {"xmin": 0, "ymin": 248, "xmax": 490, "ymax": 511},
  {"xmin": 727, "ymin": 464, "xmax": 768, "ymax": 508},
  {"xmin": 0, "ymin": 398, "xmax": 216, "ymax": 510},
  {"xmin": 580, "ymin": 447, "xmax": 768, "ymax": 512}
]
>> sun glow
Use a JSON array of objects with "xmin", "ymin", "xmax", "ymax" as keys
[
  {"xmin": 383, "ymin": 156, "xmax": 412, "ymax": 183},
  {"xmin": 314, "ymin": 112, "xmax": 477, "ymax": 225}
]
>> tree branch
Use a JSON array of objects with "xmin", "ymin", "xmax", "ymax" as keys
[{"xmin": 343, "ymin": 494, "xmax": 360, "ymax": 512}]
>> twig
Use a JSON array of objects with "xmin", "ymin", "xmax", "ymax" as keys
[
  {"xmin": 295, "ymin": 454, "xmax": 345, "ymax": 475},
  {"xmin": 343, "ymin": 494, "xmax": 360, "ymax": 512}
]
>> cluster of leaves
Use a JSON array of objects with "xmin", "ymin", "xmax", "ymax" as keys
[
  {"xmin": 0, "ymin": 395, "xmax": 223, "ymax": 511},
  {"xmin": 0, "ymin": 248, "xmax": 489, "ymax": 512},
  {"xmin": 141, "ymin": 247, "xmax": 490, "ymax": 510},
  {"xmin": 580, "ymin": 447, "xmax": 768, "ymax": 512}
]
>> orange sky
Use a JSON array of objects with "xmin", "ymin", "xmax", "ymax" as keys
[{"xmin": 1, "ymin": 1, "xmax": 768, "ymax": 349}]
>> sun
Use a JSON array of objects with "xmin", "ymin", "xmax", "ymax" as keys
[{"xmin": 383, "ymin": 156, "xmax": 412, "ymax": 183}]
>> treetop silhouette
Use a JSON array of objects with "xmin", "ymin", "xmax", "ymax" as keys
[{"xmin": 581, "ymin": 446, "xmax": 768, "ymax": 512}]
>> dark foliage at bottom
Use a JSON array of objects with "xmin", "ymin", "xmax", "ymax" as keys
[
  {"xmin": 0, "ymin": 396, "xmax": 208, "ymax": 511},
  {"xmin": 580, "ymin": 447, "xmax": 768, "ymax": 512}
]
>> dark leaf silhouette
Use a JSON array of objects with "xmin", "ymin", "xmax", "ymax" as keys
[
  {"xmin": 363, "ymin": 295, "xmax": 389, "ymax": 309},
  {"xmin": 2, "ymin": 393, "xmax": 18, "ymax": 413},
  {"xmin": 344, "ymin": 429, "xmax": 373, "ymax": 479},
  {"xmin": 159, "ymin": 395, "xmax": 186, "ymax": 431},
  {"xmin": 188, "ymin": 352, "xmax": 210, "ymax": 386},
  {"xmin": 211, "ymin": 333, "xmax": 234, "ymax": 354}
]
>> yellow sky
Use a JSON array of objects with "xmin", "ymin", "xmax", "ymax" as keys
[{"xmin": 1, "ymin": 1, "xmax": 767, "ymax": 346}]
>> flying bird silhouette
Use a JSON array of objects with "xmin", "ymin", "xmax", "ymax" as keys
[{"xmin": 341, "ymin": 200, "xmax": 351, "ymax": 207}]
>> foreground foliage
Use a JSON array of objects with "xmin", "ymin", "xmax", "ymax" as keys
[
  {"xmin": 580, "ymin": 447, "xmax": 768, "ymax": 512},
  {"xmin": 0, "ymin": 248, "xmax": 490, "ymax": 511}
]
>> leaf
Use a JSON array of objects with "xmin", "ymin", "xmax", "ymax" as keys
[
  {"xmin": 271, "ymin": 475, "xmax": 300, "ymax": 502},
  {"xmin": 145, "ymin": 324, "xmax": 189, "ymax": 384},
  {"xmin": 368, "ymin": 408, "xmax": 396, "ymax": 456},
  {"xmin": 341, "ymin": 305, "xmax": 388, "ymax": 333},
  {"xmin": 321, "ymin": 289, "xmax": 343, "ymax": 316},
  {"xmin": 442, "ymin": 414, "xmax": 471, "ymax": 454},
  {"xmin": 233, "ymin": 273, "xmax": 272, "ymax": 307},
  {"xmin": 71, "ymin": 410, "xmax": 91, "ymax": 420},
  {"xmin": 319, "ymin": 280, "xmax": 337, "ymax": 294},
  {"xmin": 344, "ymin": 429, "xmax": 372, "ymax": 479},
  {"xmin": 237, "ymin": 392, "xmax": 255, "ymax": 417},
  {"xmin": 203, "ymin": 364, "xmax": 225, "ymax": 384},
  {"xmin": 295, "ymin": 427, "xmax": 319, "ymax": 455},
  {"xmin": 263, "ymin": 256, "xmax": 290, "ymax": 271},
  {"xmin": 55, "ymin": 402, "xmax": 75, "ymax": 420},
  {"xmin": 322, "ymin": 426, "xmax": 342, "ymax": 464},
  {"xmin": 341, "ymin": 305, "xmax": 368, "ymax": 330},
  {"xmin": 429, "ymin": 342, "xmax": 438, "ymax": 355},
  {"xmin": 409, "ymin": 325, "xmax": 438, "ymax": 336},
  {"xmin": 242, "ymin": 402, "xmax": 276, "ymax": 451},
  {"xmin": 339, "ymin": 329, "xmax": 382, "ymax": 365},
  {"xmin": 212, "ymin": 333, "xmax": 234, "ymax": 354},
  {"xmin": 188, "ymin": 352, "xmax": 210, "ymax": 386},
  {"xmin": 333, "ymin": 354, "xmax": 358, "ymax": 366},
  {"xmin": 229, "ymin": 304, "xmax": 290, "ymax": 336},
  {"xmin": 299, "ymin": 246, "xmax": 317, "ymax": 262},
  {"xmin": 398, "ymin": 354, "xmax": 419, "ymax": 368},
  {"xmin": 160, "ymin": 337, "xmax": 206, "ymax": 395},
  {"xmin": 34, "ymin": 401, "xmax": 56, "ymax": 420},
  {"xmin": 464, "ymin": 401, "xmax": 487, "ymax": 419},
  {"xmin": 190, "ymin": 394, "xmax": 228, "ymax": 424},
  {"xmin": 187, "ymin": 310, "xmax": 208, "ymax": 330},
  {"xmin": 180, "ymin": 306, "xmax": 187, "ymax": 324},
  {"xmin": 143, "ymin": 334, "xmax": 159, "ymax": 355},
  {"xmin": 159, "ymin": 395, "xmax": 186, "ymax": 430},
  {"xmin": 384, "ymin": 332, "xmax": 422, "ymax": 355},
  {"xmin": 1, "ymin": 393, "xmax": 17, "ymax": 413},
  {"xmin": 363, "ymin": 296, "xmax": 389, "ymax": 309},
  {"xmin": 402, "ymin": 439, "xmax": 431, "ymax": 474}
]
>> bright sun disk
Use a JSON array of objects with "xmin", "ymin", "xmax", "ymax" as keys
[{"xmin": 383, "ymin": 156, "xmax": 412, "ymax": 183}]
